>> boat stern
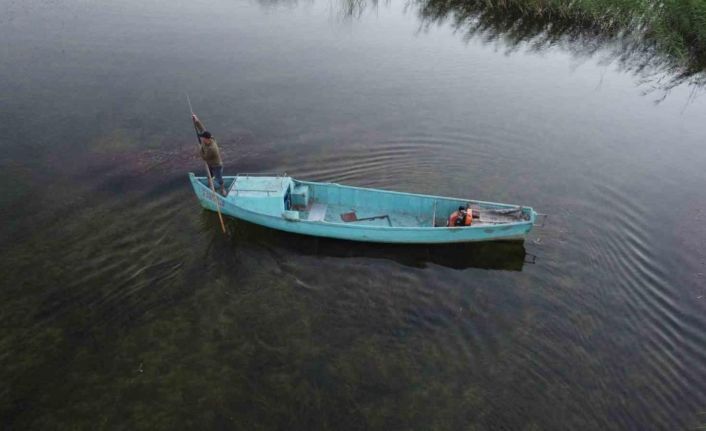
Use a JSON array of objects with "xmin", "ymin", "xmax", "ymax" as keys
[{"xmin": 188, "ymin": 172, "xmax": 234, "ymax": 211}]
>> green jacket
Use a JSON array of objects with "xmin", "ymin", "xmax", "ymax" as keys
[
  {"xmin": 200, "ymin": 140, "xmax": 222, "ymax": 167},
  {"xmin": 194, "ymin": 118, "xmax": 223, "ymax": 167}
]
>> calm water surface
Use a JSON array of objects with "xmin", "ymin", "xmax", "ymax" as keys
[{"xmin": 1, "ymin": 0, "xmax": 706, "ymax": 429}]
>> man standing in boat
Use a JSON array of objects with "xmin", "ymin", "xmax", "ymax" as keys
[{"xmin": 192, "ymin": 114, "xmax": 225, "ymax": 196}]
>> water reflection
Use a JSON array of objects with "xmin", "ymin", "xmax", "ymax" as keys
[
  {"xmin": 331, "ymin": 0, "xmax": 706, "ymax": 92},
  {"xmin": 222, "ymin": 216, "xmax": 528, "ymax": 271}
]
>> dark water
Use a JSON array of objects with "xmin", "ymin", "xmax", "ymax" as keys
[{"xmin": 2, "ymin": 0, "xmax": 706, "ymax": 429}]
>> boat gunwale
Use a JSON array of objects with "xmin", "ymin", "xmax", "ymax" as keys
[{"xmin": 294, "ymin": 179, "xmax": 533, "ymax": 212}]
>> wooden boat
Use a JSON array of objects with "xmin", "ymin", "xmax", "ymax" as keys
[{"xmin": 189, "ymin": 173, "xmax": 538, "ymax": 244}]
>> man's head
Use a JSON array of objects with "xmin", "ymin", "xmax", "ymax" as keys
[{"xmin": 201, "ymin": 131, "xmax": 213, "ymax": 141}]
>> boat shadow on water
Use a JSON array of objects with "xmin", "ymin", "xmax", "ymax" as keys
[{"xmin": 205, "ymin": 214, "xmax": 531, "ymax": 271}]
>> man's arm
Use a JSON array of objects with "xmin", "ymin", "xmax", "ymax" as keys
[
  {"xmin": 192, "ymin": 114, "xmax": 206, "ymax": 134},
  {"xmin": 193, "ymin": 115, "xmax": 206, "ymax": 158}
]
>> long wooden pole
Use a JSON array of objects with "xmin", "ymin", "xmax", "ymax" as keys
[{"xmin": 187, "ymin": 95, "xmax": 227, "ymax": 234}]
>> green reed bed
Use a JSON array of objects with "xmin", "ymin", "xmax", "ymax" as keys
[
  {"xmin": 414, "ymin": 0, "xmax": 706, "ymax": 81},
  {"xmin": 511, "ymin": 0, "xmax": 706, "ymax": 59}
]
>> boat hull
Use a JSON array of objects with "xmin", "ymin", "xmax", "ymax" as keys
[{"xmin": 189, "ymin": 174, "xmax": 536, "ymax": 244}]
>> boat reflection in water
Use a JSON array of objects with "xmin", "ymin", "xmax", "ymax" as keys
[{"xmin": 218, "ymin": 216, "xmax": 530, "ymax": 271}]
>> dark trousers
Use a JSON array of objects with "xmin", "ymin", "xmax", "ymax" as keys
[{"xmin": 208, "ymin": 165, "xmax": 224, "ymax": 189}]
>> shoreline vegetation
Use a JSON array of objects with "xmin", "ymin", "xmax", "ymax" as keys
[
  {"xmin": 345, "ymin": 0, "xmax": 706, "ymax": 90},
  {"xmin": 415, "ymin": 0, "xmax": 706, "ymax": 88}
]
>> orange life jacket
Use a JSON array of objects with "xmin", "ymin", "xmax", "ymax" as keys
[{"xmin": 447, "ymin": 209, "xmax": 472, "ymax": 227}]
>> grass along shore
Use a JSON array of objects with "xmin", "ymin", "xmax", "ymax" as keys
[{"xmin": 410, "ymin": 0, "xmax": 706, "ymax": 86}]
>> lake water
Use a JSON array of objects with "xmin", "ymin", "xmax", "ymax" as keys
[{"xmin": 1, "ymin": 0, "xmax": 706, "ymax": 429}]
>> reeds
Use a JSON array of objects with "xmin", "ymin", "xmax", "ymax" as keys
[{"xmin": 411, "ymin": 0, "xmax": 706, "ymax": 87}]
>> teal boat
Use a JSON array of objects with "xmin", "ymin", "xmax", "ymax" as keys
[{"xmin": 189, "ymin": 173, "xmax": 538, "ymax": 244}]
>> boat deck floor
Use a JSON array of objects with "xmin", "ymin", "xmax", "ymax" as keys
[
  {"xmin": 308, "ymin": 203, "xmax": 328, "ymax": 221},
  {"xmin": 300, "ymin": 203, "xmax": 433, "ymax": 227},
  {"xmin": 296, "ymin": 202, "xmax": 523, "ymax": 228}
]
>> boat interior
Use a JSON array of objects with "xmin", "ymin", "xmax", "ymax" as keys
[
  {"xmin": 293, "ymin": 181, "xmax": 531, "ymax": 228},
  {"xmin": 196, "ymin": 175, "xmax": 532, "ymax": 228}
]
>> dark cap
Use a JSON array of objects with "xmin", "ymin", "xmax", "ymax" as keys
[{"xmin": 200, "ymin": 131, "xmax": 212, "ymax": 139}]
